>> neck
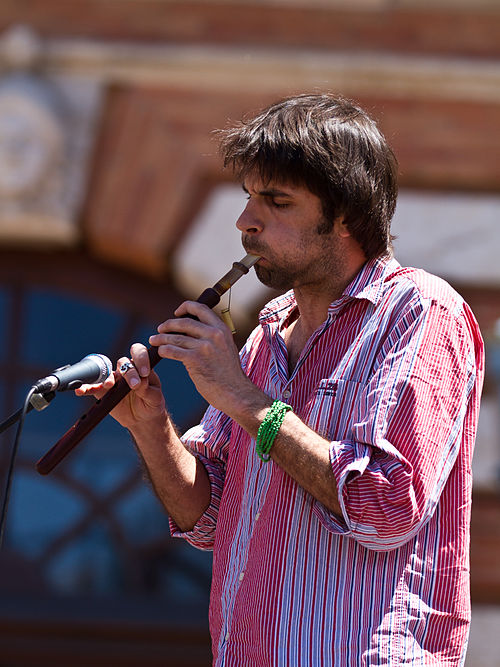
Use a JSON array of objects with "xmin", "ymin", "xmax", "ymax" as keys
[{"xmin": 292, "ymin": 259, "xmax": 365, "ymax": 338}]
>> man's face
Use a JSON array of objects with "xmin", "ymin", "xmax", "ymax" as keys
[{"xmin": 236, "ymin": 175, "xmax": 345, "ymax": 292}]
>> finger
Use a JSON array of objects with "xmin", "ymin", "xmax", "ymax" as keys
[
  {"xmin": 75, "ymin": 366, "xmax": 117, "ymax": 395},
  {"xmin": 75, "ymin": 380, "xmax": 111, "ymax": 399},
  {"xmin": 154, "ymin": 341, "xmax": 197, "ymax": 364},
  {"xmin": 156, "ymin": 313, "xmax": 224, "ymax": 340},
  {"xmin": 117, "ymin": 356, "xmax": 141, "ymax": 388},
  {"xmin": 129, "ymin": 343, "xmax": 151, "ymax": 377},
  {"xmin": 174, "ymin": 301, "xmax": 224, "ymax": 327},
  {"xmin": 149, "ymin": 332, "xmax": 199, "ymax": 350}
]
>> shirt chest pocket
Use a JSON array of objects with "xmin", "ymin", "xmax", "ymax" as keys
[{"xmin": 302, "ymin": 377, "xmax": 364, "ymax": 441}]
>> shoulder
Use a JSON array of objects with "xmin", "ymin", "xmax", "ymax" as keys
[
  {"xmin": 383, "ymin": 265, "xmax": 484, "ymax": 362},
  {"xmin": 383, "ymin": 264, "xmax": 467, "ymax": 317},
  {"xmin": 351, "ymin": 257, "xmax": 466, "ymax": 320}
]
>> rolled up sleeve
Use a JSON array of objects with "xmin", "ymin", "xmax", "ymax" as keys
[
  {"xmin": 169, "ymin": 407, "xmax": 232, "ymax": 550},
  {"xmin": 169, "ymin": 327, "xmax": 262, "ymax": 549},
  {"xmin": 315, "ymin": 301, "xmax": 480, "ymax": 551}
]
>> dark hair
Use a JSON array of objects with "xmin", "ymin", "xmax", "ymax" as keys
[{"xmin": 218, "ymin": 93, "xmax": 398, "ymax": 259}]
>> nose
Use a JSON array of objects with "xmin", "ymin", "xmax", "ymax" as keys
[{"xmin": 236, "ymin": 199, "xmax": 263, "ymax": 235}]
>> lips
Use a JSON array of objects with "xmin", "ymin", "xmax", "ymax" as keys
[{"xmin": 243, "ymin": 239, "xmax": 267, "ymax": 261}]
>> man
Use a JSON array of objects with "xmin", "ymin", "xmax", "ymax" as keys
[{"xmin": 79, "ymin": 94, "xmax": 484, "ymax": 665}]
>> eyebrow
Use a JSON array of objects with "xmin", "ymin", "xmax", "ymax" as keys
[{"xmin": 241, "ymin": 184, "xmax": 292, "ymax": 198}]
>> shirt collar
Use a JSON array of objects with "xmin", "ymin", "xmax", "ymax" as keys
[
  {"xmin": 258, "ymin": 255, "xmax": 401, "ymax": 326},
  {"xmin": 340, "ymin": 255, "xmax": 401, "ymax": 307}
]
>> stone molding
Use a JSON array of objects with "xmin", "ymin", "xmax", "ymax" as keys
[{"xmin": 44, "ymin": 39, "xmax": 500, "ymax": 104}]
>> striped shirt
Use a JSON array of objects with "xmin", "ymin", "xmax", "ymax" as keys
[{"xmin": 171, "ymin": 256, "xmax": 484, "ymax": 666}]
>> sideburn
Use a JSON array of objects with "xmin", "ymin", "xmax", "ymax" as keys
[
  {"xmin": 316, "ymin": 217, "xmax": 334, "ymax": 235},
  {"xmin": 316, "ymin": 199, "xmax": 338, "ymax": 235}
]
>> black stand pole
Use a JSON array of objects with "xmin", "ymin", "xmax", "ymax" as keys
[{"xmin": 0, "ymin": 391, "xmax": 56, "ymax": 436}]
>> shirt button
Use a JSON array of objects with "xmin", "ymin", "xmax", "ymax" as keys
[
  {"xmin": 255, "ymin": 512, "xmax": 260, "ymax": 521},
  {"xmin": 282, "ymin": 389, "xmax": 291, "ymax": 400},
  {"xmin": 239, "ymin": 571, "xmax": 245, "ymax": 581},
  {"xmin": 225, "ymin": 632, "xmax": 230, "ymax": 641}
]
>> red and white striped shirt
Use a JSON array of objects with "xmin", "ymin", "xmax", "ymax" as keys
[{"xmin": 171, "ymin": 256, "xmax": 484, "ymax": 666}]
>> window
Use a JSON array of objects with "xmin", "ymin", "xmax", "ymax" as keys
[{"xmin": 0, "ymin": 250, "xmax": 212, "ymax": 651}]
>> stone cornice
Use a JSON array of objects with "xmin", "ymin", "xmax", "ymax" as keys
[{"xmin": 44, "ymin": 40, "xmax": 500, "ymax": 103}]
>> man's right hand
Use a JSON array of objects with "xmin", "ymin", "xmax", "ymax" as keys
[
  {"xmin": 76, "ymin": 341, "xmax": 211, "ymax": 532},
  {"xmin": 75, "ymin": 342, "xmax": 166, "ymax": 430}
]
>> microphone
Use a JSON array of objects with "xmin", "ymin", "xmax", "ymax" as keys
[{"xmin": 33, "ymin": 354, "xmax": 113, "ymax": 395}]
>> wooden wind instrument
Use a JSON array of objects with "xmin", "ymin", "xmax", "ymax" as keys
[{"xmin": 36, "ymin": 254, "xmax": 260, "ymax": 475}]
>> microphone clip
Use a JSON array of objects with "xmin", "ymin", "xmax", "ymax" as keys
[{"xmin": 30, "ymin": 391, "xmax": 56, "ymax": 412}]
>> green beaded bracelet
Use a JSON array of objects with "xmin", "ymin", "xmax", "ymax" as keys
[{"xmin": 256, "ymin": 400, "xmax": 293, "ymax": 462}]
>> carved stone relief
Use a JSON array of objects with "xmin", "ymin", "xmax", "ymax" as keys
[{"xmin": 0, "ymin": 25, "xmax": 102, "ymax": 245}]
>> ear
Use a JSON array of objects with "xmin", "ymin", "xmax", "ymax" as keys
[
  {"xmin": 335, "ymin": 217, "xmax": 367, "ymax": 263},
  {"xmin": 333, "ymin": 216, "xmax": 351, "ymax": 238}
]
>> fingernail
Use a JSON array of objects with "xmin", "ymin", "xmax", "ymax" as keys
[{"xmin": 130, "ymin": 377, "xmax": 140, "ymax": 387}]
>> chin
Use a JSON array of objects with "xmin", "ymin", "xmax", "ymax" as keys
[{"xmin": 255, "ymin": 265, "xmax": 292, "ymax": 292}]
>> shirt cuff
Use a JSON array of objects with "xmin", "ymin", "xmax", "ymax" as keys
[
  {"xmin": 313, "ymin": 439, "xmax": 373, "ymax": 535},
  {"xmin": 169, "ymin": 453, "xmax": 224, "ymax": 551},
  {"xmin": 309, "ymin": 440, "xmax": 367, "ymax": 535}
]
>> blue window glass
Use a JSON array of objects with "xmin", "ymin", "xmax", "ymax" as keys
[
  {"xmin": 0, "ymin": 284, "xmax": 211, "ymax": 605},
  {"xmin": 22, "ymin": 289, "xmax": 125, "ymax": 370},
  {"xmin": 0, "ymin": 288, "xmax": 10, "ymax": 361}
]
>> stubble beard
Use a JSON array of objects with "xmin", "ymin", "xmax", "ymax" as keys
[
  {"xmin": 244, "ymin": 216, "xmax": 344, "ymax": 293},
  {"xmin": 254, "ymin": 262, "xmax": 302, "ymax": 292},
  {"xmin": 254, "ymin": 248, "xmax": 344, "ymax": 293}
]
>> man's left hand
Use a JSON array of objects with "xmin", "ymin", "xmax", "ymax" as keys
[{"xmin": 149, "ymin": 300, "xmax": 251, "ymax": 413}]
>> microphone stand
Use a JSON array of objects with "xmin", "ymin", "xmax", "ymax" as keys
[
  {"xmin": 0, "ymin": 391, "xmax": 56, "ymax": 435},
  {"xmin": 0, "ymin": 388, "xmax": 56, "ymax": 548}
]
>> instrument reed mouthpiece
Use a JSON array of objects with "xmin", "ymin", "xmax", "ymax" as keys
[{"xmin": 240, "ymin": 254, "xmax": 261, "ymax": 269}]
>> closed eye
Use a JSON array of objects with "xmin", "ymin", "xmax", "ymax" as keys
[{"xmin": 244, "ymin": 192, "xmax": 289, "ymax": 209}]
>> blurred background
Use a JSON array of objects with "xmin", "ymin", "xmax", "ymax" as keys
[{"xmin": 0, "ymin": 1, "xmax": 498, "ymax": 665}]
